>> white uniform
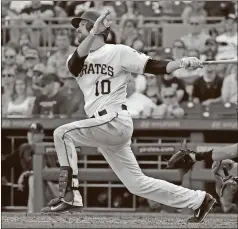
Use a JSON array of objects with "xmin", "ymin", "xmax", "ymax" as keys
[{"xmin": 54, "ymin": 44, "xmax": 206, "ymax": 209}]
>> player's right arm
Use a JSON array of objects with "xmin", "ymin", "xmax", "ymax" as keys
[{"xmin": 67, "ymin": 11, "xmax": 111, "ymax": 77}]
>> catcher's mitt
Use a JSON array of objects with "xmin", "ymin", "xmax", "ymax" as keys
[{"xmin": 165, "ymin": 149, "xmax": 196, "ymax": 175}]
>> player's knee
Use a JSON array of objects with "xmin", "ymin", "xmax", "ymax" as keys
[
  {"xmin": 124, "ymin": 175, "xmax": 148, "ymax": 195},
  {"xmin": 53, "ymin": 126, "xmax": 65, "ymax": 140}
]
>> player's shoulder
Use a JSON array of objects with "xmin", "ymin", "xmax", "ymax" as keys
[
  {"xmin": 115, "ymin": 44, "xmax": 133, "ymax": 50},
  {"xmin": 103, "ymin": 43, "xmax": 123, "ymax": 51}
]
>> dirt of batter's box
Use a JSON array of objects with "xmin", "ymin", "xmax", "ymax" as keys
[{"xmin": 1, "ymin": 212, "xmax": 238, "ymax": 228}]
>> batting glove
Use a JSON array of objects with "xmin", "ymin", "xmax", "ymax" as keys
[
  {"xmin": 180, "ymin": 57, "xmax": 203, "ymax": 70},
  {"xmin": 90, "ymin": 10, "xmax": 112, "ymax": 36}
]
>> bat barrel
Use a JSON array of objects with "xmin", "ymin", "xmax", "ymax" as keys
[{"xmin": 203, "ymin": 59, "xmax": 237, "ymax": 65}]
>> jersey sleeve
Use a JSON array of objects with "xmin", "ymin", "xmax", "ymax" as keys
[
  {"xmin": 119, "ymin": 45, "xmax": 151, "ymax": 74},
  {"xmin": 66, "ymin": 51, "xmax": 88, "ymax": 77}
]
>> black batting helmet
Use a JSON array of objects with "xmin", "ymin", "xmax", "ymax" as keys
[{"xmin": 71, "ymin": 10, "xmax": 109, "ymax": 40}]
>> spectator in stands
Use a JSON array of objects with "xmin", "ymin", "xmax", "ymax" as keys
[
  {"xmin": 91, "ymin": 1, "xmax": 117, "ymax": 22},
  {"xmin": 180, "ymin": 15, "xmax": 210, "ymax": 54},
  {"xmin": 221, "ymin": 65, "xmax": 237, "ymax": 104},
  {"xmin": 20, "ymin": 0, "xmax": 55, "ymax": 23},
  {"xmin": 192, "ymin": 61, "xmax": 223, "ymax": 106},
  {"xmin": 126, "ymin": 75, "xmax": 157, "ymax": 118},
  {"xmin": 54, "ymin": 3, "xmax": 67, "ymax": 18},
  {"xmin": 19, "ymin": 43, "xmax": 32, "ymax": 57},
  {"xmin": 24, "ymin": 48, "xmax": 40, "ymax": 71},
  {"xmin": 201, "ymin": 38, "xmax": 218, "ymax": 61},
  {"xmin": 32, "ymin": 73, "xmax": 68, "ymax": 117},
  {"xmin": 58, "ymin": 1, "xmax": 93, "ymax": 17},
  {"xmin": 120, "ymin": 1, "xmax": 143, "ymax": 28},
  {"xmin": 15, "ymin": 44, "xmax": 34, "ymax": 71},
  {"xmin": 158, "ymin": 1, "xmax": 186, "ymax": 17},
  {"xmin": 3, "ymin": 46, "xmax": 18, "ymax": 71},
  {"xmin": 152, "ymin": 87, "xmax": 185, "ymax": 119},
  {"xmin": 23, "ymin": 48, "xmax": 40, "ymax": 89},
  {"xmin": 171, "ymin": 40, "xmax": 186, "ymax": 61},
  {"xmin": 161, "ymin": 72, "xmax": 189, "ymax": 103},
  {"xmin": 20, "ymin": 1, "xmax": 55, "ymax": 46},
  {"xmin": 15, "ymin": 32, "xmax": 33, "ymax": 69},
  {"xmin": 186, "ymin": 48, "xmax": 200, "ymax": 59},
  {"xmin": 5, "ymin": 73, "xmax": 35, "ymax": 117},
  {"xmin": 19, "ymin": 31, "xmax": 31, "ymax": 47},
  {"xmin": 2, "ymin": 68, "xmax": 15, "ymax": 116},
  {"xmin": 47, "ymin": 30, "xmax": 75, "ymax": 80},
  {"xmin": 59, "ymin": 77, "xmax": 86, "ymax": 118},
  {"xmin": 2, "ymin": 0, "xmax": 19, "ymax": 20},
  {"xmin": 120, "ymin": 19, "xmax": 143, "ymax": 48},
  {"xmin": 32, "ymin": 63, "xmax": 46, "ymax": 97},
  {"xmin": 143, "ymin": 74, "xmax": 161, "ymax": 105},
  {"xmin": 182, "ymin": 1, "xmax": 207, "ymax": 24},
  {"xmin": 215, "ymin": 14, "xmax": 237, "ymax": 60},
  {"xmin": 132, "ymin": 39, "xmax": 145, "ymax": 53}
]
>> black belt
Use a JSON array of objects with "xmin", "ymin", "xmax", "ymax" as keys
[{"xmin": 90, "ymin": 104, "xmax": 127, "ymax": 118}]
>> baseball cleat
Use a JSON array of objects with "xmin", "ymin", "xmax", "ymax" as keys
[
  {"xmin": 41, "ymin": 200, "xmax": 82, "ymax": 213},
  {"xmin": 187, "ymin": 193, "xmax": 216, "ymax": 223}
]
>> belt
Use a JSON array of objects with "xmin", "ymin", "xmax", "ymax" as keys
[{"xmin": 90, "ymin": 104, "xmax": 127, "ymax": 118}]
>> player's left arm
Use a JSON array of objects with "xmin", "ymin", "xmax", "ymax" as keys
[
  {"xmin": 120, "ymin": 45, "xmax": 203, "ymax": 75},
  {"xmin": 144, "ymin": 58, "xmax": 203, "ymax": 75}
]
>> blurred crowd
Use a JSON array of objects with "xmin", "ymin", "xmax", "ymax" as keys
[{"xmin": 1, "ymin": 0, "xmax": 237, "ymax": 119}]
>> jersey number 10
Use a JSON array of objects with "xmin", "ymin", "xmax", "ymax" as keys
[{"xmin": 95, "ymin": 80, "xmax": 111, "ymax": 96}]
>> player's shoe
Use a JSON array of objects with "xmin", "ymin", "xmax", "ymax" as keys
[
  {"xmin": 165, "ymin": 149, "xmax": 197, "ymax": 175},
  {"xmin": 41, "ymin": 198, "xmax": 82, "ymax": 213},
  {"xmin": 187, "ymin": 193, "xmax": 216, "ymax": 223}
]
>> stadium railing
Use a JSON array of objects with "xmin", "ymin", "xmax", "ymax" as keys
[{"xmin": 1, "ymin": 16, "xmax": 224, "ymax": 53}]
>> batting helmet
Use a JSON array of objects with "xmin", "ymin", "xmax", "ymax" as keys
[{"xmin": 71, "ymin": 10, "xmax": 110, "ymax": 40}]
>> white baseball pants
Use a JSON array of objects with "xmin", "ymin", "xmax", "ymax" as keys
[{"xmin": 54, "ymin": 109, "xmax": 206, "ymax": 210}]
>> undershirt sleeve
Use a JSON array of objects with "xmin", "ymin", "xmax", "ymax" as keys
[
  {"xmin": 144, "ymin": 59, "xmax": 170, "ymax": 75},
  {"xmin": 67, "ymin": 50, "xmax": 88, "ymax": 77}
]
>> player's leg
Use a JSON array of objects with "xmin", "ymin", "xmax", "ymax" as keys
[
  {"xmin": 99, "ymin": 144, "xmax": 216, "ymax": 223},
  {"xmin": 42, "ymin": 113, "xmax": 118, "ymax": 213}
]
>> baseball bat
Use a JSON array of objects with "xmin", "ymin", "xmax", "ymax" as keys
[{"xmin": 203, "ymin": 59, "xmax": 237, "ymax": 65}]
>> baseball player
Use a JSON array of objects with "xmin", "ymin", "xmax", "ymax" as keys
[{"xmin": 42, "ymin": 10, "xmax": 216, "ymax": 223}]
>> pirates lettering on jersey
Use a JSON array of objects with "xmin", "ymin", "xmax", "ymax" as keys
[{"xmin": 79, "ymin": 63, "xmax": 114, "ymax": 77}]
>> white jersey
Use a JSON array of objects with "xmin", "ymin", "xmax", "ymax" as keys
[{"xmin": 67, "ymin": 44, "xmax": 150, "ymax": 117}]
